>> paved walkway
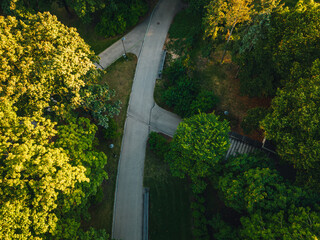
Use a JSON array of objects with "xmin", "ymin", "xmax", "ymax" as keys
[
  {"xmin": 111, "ymin": 0, "xmax": 182, "ymax": 239},
  {"xmin": 96, "ymin": 18, "xmax": 149, "ymax": 69}
]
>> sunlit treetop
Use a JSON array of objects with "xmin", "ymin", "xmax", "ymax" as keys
[{"xmin": 0, "ymin": 12, "xmax": 98, "ymax": 117}]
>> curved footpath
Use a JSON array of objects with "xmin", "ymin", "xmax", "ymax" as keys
[{"xmin": 98, "ymin": 0, "xmax": 183, "ymax": 239}]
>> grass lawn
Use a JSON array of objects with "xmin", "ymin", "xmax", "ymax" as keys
[
  {"xmin": 144, "ymin": 146, "xmax": 193, "ymax": 240},
  {"xmin": 82, "ymin": 53, "xmax": 137, "ymax": 234}
]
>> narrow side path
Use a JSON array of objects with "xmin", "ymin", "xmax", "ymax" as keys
[{"xmin": 112, "ymin": 0, "xmax": 182, "ymax": 239}]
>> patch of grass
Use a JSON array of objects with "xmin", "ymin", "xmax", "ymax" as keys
[
  {"xmin": 168, "ymin": 10, "xmax": 201, "ymax": 39},
  {"xmin": 144, "ymin": 147, "xmax": 193, "ymax": 240},
  {"xmin": 83, "ymin": 53, "xmax": 137, "ymax": 234}
]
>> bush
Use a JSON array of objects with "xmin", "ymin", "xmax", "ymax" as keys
[
  {"xmin": 103, "ymin": 118, "xmax": 120, "ymax": 140},
  {"xmin": 241, "ymin": 107, "xmax": 268, "ymax": 134},
  {"xmin": 190, "ymin": 90, "xmax": 219, "ymax": 115},
  {"xmin": 162, "ymin": 76, "xmax": 199, "ymax": 117},
  {"xmin": 209, "ymin": 214, "xmax": 239, "ymax": 240},
  {"xmin": 148, "ymin": 132, "xmax": 169, "ymax": 159},
  {"xmin": 163, "ymin": 59, "xmax": 188, "ymax": 88}
]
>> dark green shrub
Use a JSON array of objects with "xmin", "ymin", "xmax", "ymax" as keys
[
  {"xmin": 190, "ymin": 90, "xmax": 219, "ymax": 115},
  {"xmin": 96, "ymin": 0, "xmax": 147, "ymax": 37},
  {"xmin": 103, "ymin": 118, "xmax": 120, "ymax": 140},
  {"xmin": 162, "ymin": 76, "xmax": 199, "ymax": 117},
  {"xmin": 209, "ymin": 214, "xmax": 239, "ymax": 240},
  {"xmin": 241, "ymin": 107, "xmax": 268, "ymax": 134},
  {"xmin": 163, "ymin": 59, "xmax": 188, "ymax": 88},
  {"xmin": 148, "ymin": 132, "xmax": 169, "ymax": 159}
]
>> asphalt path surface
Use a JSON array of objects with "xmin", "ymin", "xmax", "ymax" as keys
[{"xmin": 111, "ymin": 0, "xmax": 182, "ymax": 239}]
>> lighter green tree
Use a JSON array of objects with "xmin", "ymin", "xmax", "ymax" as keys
[
  {"xmin": 0, "ymin": 12, "xmax": 98, "ymax": 116},
  {"xmin": 0, "ymin": 99, "xmax": 89, "ymax": 239},
  {"xmin": 165, "ymin": 112, "xmax": 230, "ymax": 193},
  {"xmin": 203, "ymin": 0, "xmax": 280, "ymax": 62}
]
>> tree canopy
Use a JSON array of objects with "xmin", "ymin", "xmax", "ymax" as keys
[
  {"xmin": 262, "ymin": 60, "xmax": 320, "ymax": 187},
  {"xmin": 0, "ymin": 99, "xmax": 89, "ymax": 239},
  {"xmin": 165, "ymin": 112, "xmax": 230, "ymax": 193},
  {"xmin": 0, "ymin": 12, "xmax": 98, "ymax": 116},
  {"xmin": 235, "ymin": 0, "xmax": 320, "ymax": 96},
  {"xmin": 0, "ymin": 12, "xmax": 111, "ymax": 239}
]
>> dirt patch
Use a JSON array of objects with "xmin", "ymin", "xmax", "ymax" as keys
[{"xmin": 199, "ymin": 51, "xmax": 271, "ymax": 141}]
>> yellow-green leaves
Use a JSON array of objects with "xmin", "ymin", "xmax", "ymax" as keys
[
  {"xmin": 0, "ymin": 12, "xmax": 97, "ymax": 116},
  {"xmin": 0, "ymin": 100, "xmax": 88, "ymax": 239}
]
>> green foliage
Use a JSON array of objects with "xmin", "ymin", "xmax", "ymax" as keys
[
  {"xmin": 0, "ymin": 12, "xmax": 111, "ymax": 239},
  {"xmin": 219, "ymin": 166, "xmax": 305, "ymax": 213},
  {"xmin": 210, "ymin": 214, "xmax": 240, "ymax": 240},
  {"xmin": 190, "ymin": 90, "xmax": 219, "ymax": 115},
  {"xmin": 165, "ymin": 112, "xmax": 230, "ymax": 193},
  {"xmin": 234, "ymin": 13, "xmax": 279, "ymax": 96},
  {"xmin": 262, "ymin": 59, "xmax": 320, "ymax": 187},
  {"xmin": 169, "ymin": 10, "xmax": 202, "ymax": 39},
  {"xmin": 55, "ymin": 117, "xmax": 108, "ymax": 206},
  {"xmin": 241, "ymin": 107, "xmax": 268, "ymax": 134},
  {"xmin": 78, "ymin": 227, "xmax": 109, "ymax": 240},
  {"xmin": 2, "ymin": 0, "xmax": 148, "ymax": 38},
  {"xmin": 219, "ymin": 154, "xmax": 307, "ymax": 213},
  {"xmin": 185, "ymin": 0, "xmax": 211, "ymax": 13},
  {"xmin": 0, "ymin": 99, "xmax": 89, "ymax": 239},
  {"xmin": 269, "ymin": 0, "xmax": 320, "ymax": 79},
  {"xmin": 95, "ymin": 0, "xmax": 147, "ymax": 37},
  {"xmin": 0, "ymin": 13, "xmax": 98, "ymax": 117},
  {"xmin": 65, "ymin": 0, "xmax": 106, "ymax": 22},
  {"xmin": 190, "ymin": 197, "xmax": 210, "ymax": 239},
  {"xmin": 148, "ymin": 132, "xmax": 169, "ymax": 159},
  {"xmin": 103, "ymin": 118, "xmax": 120, "ymax": 141},
  {"xmin": 162, "ymin": 75, "xmax": 199, "ymax": 117},
  {"xmin": 81, "ymin": 83, "xmax": 121, "ymax": 129},
  {"xmin": 235, "ymin": 0, "xmax": 320, "ymax": 96},
  {"xmin": 161, "ymin": 58, "xmax": 220, "ymax": 118},
  {"xmin": 163, "ymin": 59, "xmax": 188, "ymax": 88},
  {"xmin": 1, "ymin": 0, "xmax": 54, "ymax": 15},
  {"xmin": 203, "ymin": 0, "xmax": 255, "ymax": 41},
  {"xmin": 240, "ymin": 206, "xmax": 320, "ymax": 239}
]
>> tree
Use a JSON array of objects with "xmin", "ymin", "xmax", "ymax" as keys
[
  {"xmin": 80, "ymin": 83, "xmax": 121, "ymax": 129},
  {"xmin": 234, "ymin": 0, "xmax": 320, "ymax": 96},
  {"xmin": 55, "ymin": 117, "xmax": 108, "ymax": 209},
  {"xmin": 262, "ymin": 59, "xmax": 320, "ymax": 188},
  {"xmin": 0, "ymin": 99, "xmax": 89, "ymax": 239},
  {"xmin": 268, "ymin": 0, "xmax": 320, "ymax": 79},
  {"xmin": 165, "ymin": 112, "xmax": 230, "ymax": 193},
  {"xmin": 219, "ymin": 166, "xmax": 304, "ymax": 213},
  {"xmin": 234, "ymin": 13, "xmax": 279, "ymax": 96},
  {"xmin": 65, "ymin": 0, "xmax": 106, "ymax": 21},
  {"xmin": 240, "ymin": 206, "xmax": 320, "ymax": 239},
  {"xmin": 203, "ymin": 0, "xmax": 255, "ymax": 62},
  {"xmin": 204, "ymin": 0, "xmax": 281, "ymax": 63},
  {"xmin": 0, "ymin": 12, "xmax": 98, "ymax": 117}
]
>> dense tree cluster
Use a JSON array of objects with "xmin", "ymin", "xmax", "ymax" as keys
[{"xmin": 0, "ymin": 12, "xmax": 122, "ymax": 239}]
